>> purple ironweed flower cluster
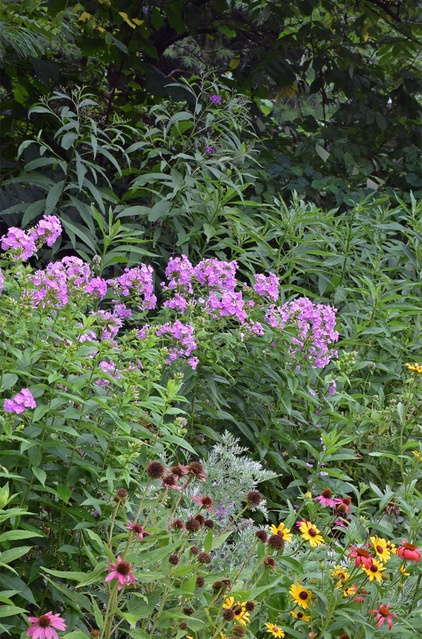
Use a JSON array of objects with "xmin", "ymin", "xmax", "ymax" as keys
[
  {"xmin": 108, "ymin": 266, "xmax": 156, "ymax": 310},
  {"xmin": 156, "ymin": 320, "xmax": 198, "ymax": 368},
  {"xmin": 4, "ymin": 388, "xmax": 36, "ymax": 414},
  {"xmin": 265, "ymin": 297, "xmax": 339, "ymax": 368},
  {"xmin": 210, "ymin": 94, "xmax": 222, "ymax": 105},
  {"xmin": 0, "ymin": 215, "xmax": 62, "ymax": 260}
]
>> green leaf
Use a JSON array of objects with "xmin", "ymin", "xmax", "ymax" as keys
[{"xmin": 0, "ymin": 374, "xmax": 18, "ymax": 391}]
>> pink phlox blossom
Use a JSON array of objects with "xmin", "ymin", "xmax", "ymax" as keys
[
  {"xmin": 112, "ymin": 303, "xmax": 132, "ymax": 319},
  {"xmin": 92, "ymin": 310, "xmax": 123, "ymax": 340},
  {"xmin": 109, "ymin": 265, "xmax": 156, "ymax": 310},
  {"xmin": 1, "ymin": 227, "xmax": 37, "ymax": 260},
  {"xmin": 32, "ymin": 215, "xmax": 62, "ymax": 247},
  {"xmin": 85, "ymin": 277, "xmax": 108, "ymax": 298},
  {"xmin": 97, "ymin": 360, "xmax": 120, "ymax": 386},
  {"xmin": 194, "ymin": 258, "xmax": 238, "ymax": 292},
  {"xmin": 245, "ymin": 320, "xmax": 265, "ymax": 336},
  {"xmin": 164, "ymin": 255, "xmax": 195, "ymax": 293},
  {"xmin": 50, "ymin": 257, "xmax": 91, "ymax": 288},
  {"xmin": 205, "ymin": 290, "xmax": 247, "ymax": 323},
  {"xmin": 253, "ymin": 272, "xmax": 280, "ymax": 302},
  {"xmin": 156, "ymin": 320, "xmax": 197, "ymax": 364},
  {"xmin": 164, "ymin": 293, "xmax": 189, "ymax": 313},
  {"xmin": 105, "ymin": 556, "xmax": 137, "ymax": 590},
  {"xmin": 4, "ymin": 388, "xmax": 37, "ymax": 414},
  {"xmin": 369, "ymin": 603, "xmax": 397, "ymax": 630},
  {"xmin": 26, "ymin": 611, "xmax": 66, "ymax": 639},
  {"xmin": 137, "ymin": 324, "xmax": 151, "ymax": 340},
  {"xmin": 187, "ymin": 356, "xmax": 199, "ymax": 369}
]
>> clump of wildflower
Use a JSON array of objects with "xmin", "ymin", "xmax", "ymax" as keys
[
  {"xmin": 405, "ymin": 362, "xmax": 422, "ymax": 373},
  {"xmin": 265, "ymin": 297, "xmax": 338, "ymax": 368},
  {"xmin": 290, "ymin": 610, "xmax": 310, "ymax": 622},
  {"xmin": 1, "ymin": 227, "xmax": 37, "ymax": 260},
  {"xmin": 26, "ymin": 611, "xmax": 66, "ymax": 639},
  {"xmin": 32, "ymin": 215, "xmax": 62, "ymax": 247},
  {"xmin": 109, "ymin": 265, "xmax": 156, "ymax": 310},
  {"xmin": 105, "ymin": 556, "xmax": 136, "ymax": 590},
  {"xmin": 264, "ymin": 622, "xmax": 285, "ymax": 637},
  {"xmin": 298, "ymin": 520, "xmax": 324, "ymax": 547},
  {"xmin": 210, "ymin": 94, "xmax": 222, "ymax": 105},
  {"xmin": 348, "ymin": 545, "xmax": 373, "ymax": 569},
  {"xmin": 397, "ymin": 541, "xmax": 420, "ymax": 562},
  {"xmin": 195, "ymin": 258, "xmax": 237, "ymax": 291},
  {"xmin": 269, "ymin": 522, "xmax": 292, "ymax": 542},
  {"xmin": 253, "ymin": 272, "xmax": 280, "ymax": 302},
  {"xmin": 369, "ymin": 603, "xmax": 397, "ymax": 630},
  {"xmin": 289, "ymin": 583, "xmax": 314, "ymax": 609},
  {"xmin": 370, "ymin": 536, "xmax": 392, "ymax": 562},
  {"xmin": 4, "ymin": 388, "xmax": 36, "ymax": 414},
  {"xmin": 156, "ymin": 320, "xmax": 197, "ymax": 366},
  {"xmin": 362, "ymin": 558, "xmax": 386, "ymax": 582},
  {"xmin": 222, "ymin": 597, "xmax": 250, "ymax": 626},
  {"xmin": 127, "ymin": 521, "xmax": 149, "ymax": 541}
]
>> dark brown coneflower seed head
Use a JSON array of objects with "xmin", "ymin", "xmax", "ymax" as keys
[
  {"xmin": 196, "ymin": 576, "xmax": 205, "ymax": 587},
  {"xmin": 162, "ymin": 473, "xmax": 178, "ymax": 487},
  {"xmin": 212, "ymin": 580, "xmax": 224, "ymax": 592},
  {"xmin": 198, "ymin": 552, "xmax": 211, "ymax": 564},
  {"xmin": 246, "ymin": 491, "xmax": 262, "ymax": 507},
  {"xmin": 223, "ymin": 608, "xmax": 235, "ymax": 621},
  {"xmin": 201, "ymin": 496, "xmax": 213, "ymax": 508},
  {"xmin": 342, "ymin": 496, "xmax": 352, "ymax": 506},
  {"xmin": 339, "ymin": 634, "xmax": 351, "ymax": 639},
  {"xmin": 222, "ymin": 579, "xmax": 232, "ymax": 589},
  {"xmin": 179, "ymin": 622, "xmax": 188, "ymax": 630},
  {"xmin": 116, "ymin": 561, "xmax": 132, "ymax": 575},
  {"xmin": 232, "ymin": 625, "xmax": 247, "ymax": 638},
  {"xmin": 255, "ymin": 530, "xmax": 268, "ymax": 543},
  {"xmin": 172, "ymin": 519, "xmax": 185, "ymax": 530},
  {"xmin": 321, "ymin": 488, "xmax": 333, "ymax": 498},
  {"xmin": 194, "ymin": 514, "xmax": 205, "ymax": 525},
  {"xmin": 185, "ymin": 517, "xmax": 201, "ymax": 532},
  {"xmin": 171, "ymin": 463, "xmax": 188, "ymax": 477},
  {"xmin": 264, "ymin": 556, "xmax": 276, "ymax": 568},
  {"xmin": 183, "ymin": 607, "xmax": 193, "ymax": 616},
  {"xmin": 146, "ymin": 461, "xmax": 165, "ymax": 478},
  {"xmin": 114, "ymin": 488, "xmax": 128, "ymax": 503},
  {"xmin": 204, "ymin": 519, "xmax": 215, "ymax": 529},
  {"xmin": 190, "ymin": 545, "xmax": 200, "ymax": 555},
  {"xmin": 168, "ymin": 554, "xmax": 179, "ymax": 565},
  {"xmin": 245, "ymin": 601, "xmax": 255, "ymax": 612},
  {"xmin": 268, "ymin": 534, "xmax": 284, "ymax": 550},
  {"xmin": 188, "ymin": 461, "xmax": 206, "ymax": 480}
]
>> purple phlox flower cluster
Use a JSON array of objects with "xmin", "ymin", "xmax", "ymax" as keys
[
  {"xmin": 163, "ymin": 293, "xmax": 189, "ymax": 313},
  {"xmin": 25, "ymin": 257, "xmax": 91, "ymax": 308},
  {"xmin": 0, "ymin": 268, "xmax": 4, "ymax": 294},
  {"xmin": 194, "ymin": 258, "xmax": 238, "ymax": 292},
  {"xmin": 92, "ymin": 309, "xmax": 123, "ymax": 341},
  {"xmin": 327, "ymin": 379, "xmax": 337, "ymax": 395},
  {"xmin": 253, "ymin": 272, "xmax": 280, "ymax": 302},
  {"xmin": 4, "ymin": 388, "xmax": 36, "ymax": 414},
  {"xmin": 206, "ymin": 290, "xmax": 247, "ymax": 323},
  {"xmin": 113, "ymin": 303, "xmax": 132, "ymax": 319},
  {"xmin": 156, "ymin": 320, "xmax": 197, "ymax": 367},
  {"xmin": 164, "ymin": 256, "xmax": 195, "ymax": 294},
  {"xmin": 265, "ymin": 297, "xmax": 339, "ymax": 368},
  {"xmin": 108, "ymin": 265, "xmax": 156, "ymax": 310},
  {"xmin": 1, "ymin": 227, "xmax": 37, "ymax": 261},
  {"xmin": 31, "ymin": 215, "xmax": 62, "ymax": 247},
  {"xmin": 210, "ymin": 94, "xmax": 222, "ymax": 105},
  {"xmin": 137, "ymin": 324, "xmax": 151, "ymax": 340},
  {"xmin": 85, "ymin": 276, "xmax": 108, "ymax": 298},
  {"xmin": 96, "ymin": 360, "xmax": 121, "ymax": 387},
  {"xmin": 244, "ymin": 320, "xmax": 265, "ymax": 336}
]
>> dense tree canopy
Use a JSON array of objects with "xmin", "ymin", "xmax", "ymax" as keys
[{"xmin": 1, "ymin": 0, "xmax": 421, "ymax": 206}]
